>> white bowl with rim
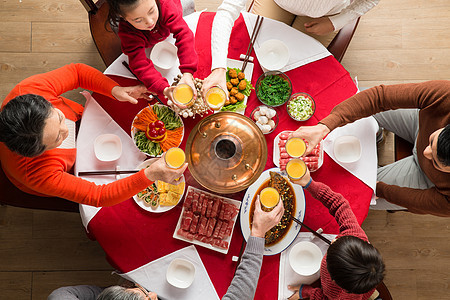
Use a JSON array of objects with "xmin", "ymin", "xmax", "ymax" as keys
[
  {"xmin": 257, "ymin": 39, "xmax": 290, "ymax": 71},
  {"xmin": 150, "ymin": 41, "xmax": 178, "ymax": 70},
  {"xmin": 333, "ymin": 135, "xmax": 362, "ymax": 164},
  {"xmin": 166, "ymin": 258, "xmax": 196, "ymax": 288},
  {"xmin": 94, "ymin": 134, "xmax": 122, "ymax": 162},
  {"xmin": 289, "ymin": 241, "xmax": 322, "ymax": 276}
]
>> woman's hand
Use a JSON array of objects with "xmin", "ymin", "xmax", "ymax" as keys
[
  {"xmin": 251, "ymin": 196, "xmax": 284, "ymax": 238},
  {"xmin": 304, "ymin": 17, "xmax": 335, "ymax": 35},
  {"xmin": 290, "ymin": 124, "xmax": 330, "ymax": 155},
  {"xmin": 111, "ymin": 85, "xmax": 150, "ymax": 104},
  {"xmin": 287, "ymin": 284, "xmax": 302, "ymax": 300},
  {"xmin": 179, "ymin": 72, "xmax": 197, "ymax": 100},
  {"xmin": 202, "ymin": 68, "xmax": 228, "ymax": 99},
  {"xmin": 144, "ymin": 153, "xmax": 188, "ymax": 185}
]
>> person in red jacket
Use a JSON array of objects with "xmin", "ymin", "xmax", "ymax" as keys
[
  {"xmin": 287, "ymin": 169, "xmax": 385, "ymax": 300},
  {"xmin": 107, "ymin": 0, "xmax": 198, "ymax": 104},
  {"xmin": 0, "ymin": 63, "xmax": 187, "ymax": 207}
]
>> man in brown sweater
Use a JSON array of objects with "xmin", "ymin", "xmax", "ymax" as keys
[{"xmin": 291, "ymin": 81, "xmax": 450, "ymax": 217}]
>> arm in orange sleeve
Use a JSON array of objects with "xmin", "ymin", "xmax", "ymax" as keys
[
  {"xmin": 15, "ymin": 63, "xmax": 118, "ymax": 102},
  {"xmin": 23, "ymin": 154, "xmax": 153, "ymax": 207}
]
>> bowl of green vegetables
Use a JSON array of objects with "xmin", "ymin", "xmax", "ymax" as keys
[
  {"xmin": 255, "ymin": 71, "xmax": 292, "ymax": 107},
  {"xmin": 287, "ymin": 92, "xmax": 316, "ymax": 121}
]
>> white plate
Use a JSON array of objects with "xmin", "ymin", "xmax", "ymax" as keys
[
  {"xmin": 150, "ymin": 41, "xmax": 178, "ymax": 70},
  {"xmin": 221, "ymin": 58, "xmax": 254, "ymax": 115},
  {"xmin": 289, "ymin": 241, "xmax": 322, "ymax": 276},
  {"xmin": 258, "ymin": 39, "xmax": 290, "ymax": 71},
  {"xmin": 131, "ymin": 104, "xmax": 184, "ymax": 157},
  {"xmin": 133, "ymin": 158, "xmax": 185, "ymax": 213},
  {"xmin": 173, "ymin": 186, "xmax": 241, "ymax": 254},
  {"xmin": 240, "ymin": 168, "xmax": 305, "ymax": 255},
  {"xmin": 273, "ymin": 131, "xmax": 323, "ymax": 172}
]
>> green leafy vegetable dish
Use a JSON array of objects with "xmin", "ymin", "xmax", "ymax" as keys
[
  {"xmin": 256, "ymin": 73, "xmax": 291, "ymax": 107},
  {"xmin": 221, "ymin": 67, "xmax": 253, "ymax": 112}
]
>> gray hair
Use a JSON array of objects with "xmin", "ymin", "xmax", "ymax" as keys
[{"xmin": 96, "ymin": 286, "xmax": 145, "ymax": 300}]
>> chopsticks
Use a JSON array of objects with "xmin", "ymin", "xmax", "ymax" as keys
[
  {"xmin": 121, "ymin": 61, "xmax": 164, "ymax": 105},
  {"xmin": 242, "ymin": 15, "xmax": 264, "ymax": 72},
  {"xmin": 290, "ymin": 215, "xmax": 332, "ymax": 245},
  {"xmin": 78, "ymin": 170, "xmax": 139, "ymax": 176}
]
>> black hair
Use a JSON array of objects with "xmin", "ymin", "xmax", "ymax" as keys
[
  {"xmin": 0, "ymin": 94, "xmax": 53, "ymax": 157},
  {"xmin": 436, "ymin": 124, "xmax": 450, "ymax": 166},
  {"xmin": 107, "ymin": 0, "xmax": 161, "ymax": 29},
  {"xmin": 326, "ymin": 236, "xmax": 385, "ymax": 294}
]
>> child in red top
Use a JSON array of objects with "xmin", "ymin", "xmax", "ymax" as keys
[
  {"xmin": 107, "ymin": 0, "xmax": 198, "ymax": 102},
  {"xmin": 288, "ymin": 169, "xmax": 385, "ymax": 300}
]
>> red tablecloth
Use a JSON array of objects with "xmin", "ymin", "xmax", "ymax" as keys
[{"xmin": 87, "ymin": 12, "xmax": 372, "ymax": 299}]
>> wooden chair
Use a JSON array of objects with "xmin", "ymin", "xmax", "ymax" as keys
[
  {"xmin": 0, "ymin": 165, "xmax": 79, "ymax": 212},
  {"xmin": 395, "ymin": 135, "xmax": 414, "ymax": 161},
  {"xmin": 79, "ymin": 0, "xmax": 123, "ymax": 67},
  {"xmin": 327, "ymin": 17, "xmax": 360, "ymax": 63}
]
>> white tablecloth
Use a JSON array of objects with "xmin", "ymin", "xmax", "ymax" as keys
[
  {"xmin": 75, "ymin": 92, "xmax": 147, "ymax": 229},
  {"xmin": 104, "ymin": 11, "xmax": 330, "ymax": 80},
  {"xmin": 278, "ymin": 232, "xmax": 337, "ymax": 300},
  {"xmin": 119, "ymin": 245, "xmax": 220, "ymax": 300}
]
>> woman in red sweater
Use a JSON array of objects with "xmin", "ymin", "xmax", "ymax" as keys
[
  {"xmin": 287, "ymin": 169, "xmax": 385, "ymax": 300},
  {"xmin": 0, "ymin": 63, "xmax": 187, "ymax": 207},
  {"xmin": 107, "ymin": 0, "xmax": 198, "ymax": 103}
]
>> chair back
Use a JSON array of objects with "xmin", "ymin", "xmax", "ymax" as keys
[
  {"xmin": 0, "ymin": 164, "xmax": 79, "ymax": 212},
  {"xmin": 79, "ymin": 0, "xmax": 123, "ymax": 67}
]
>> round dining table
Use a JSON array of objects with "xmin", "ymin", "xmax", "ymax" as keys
[{"xmin": 83, "ymin": 12, "xmax": 373, "ymax": 300}]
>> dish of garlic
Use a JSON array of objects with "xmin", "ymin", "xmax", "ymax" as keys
[{"xmin": 251, "ymin": 105, "xmax": 278, "ymax": 134}]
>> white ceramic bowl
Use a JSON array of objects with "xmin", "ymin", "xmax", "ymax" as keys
[
  {"xmin": 94, "ymin": 134, "xmax": 122, "ymax": 162},
  {"xmin": 333, "ymin": 135, "xmax": 362, "ymax": 163},
  {"xmin": 150, "ymin": 41, "xmax": 178, "ymax": 70},
  {"xmin": 257, "ymin": 39, "xmax": 290, "ymax": 71},
  {"xmin": 166, "ymin": 258, "xmax": 196, "ymax": 288},
  {"xmin": 289, "ymin": 241, "xmax": 323, "ymax": 276}
]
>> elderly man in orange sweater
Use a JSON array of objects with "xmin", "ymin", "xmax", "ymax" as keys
[
  {"xmin": 291, "ymin": 81, "xmax": 450, "ymax": 217},
  {"xmin": 0, "ymin": 63, "xmax": 187, "ymax": 207}
]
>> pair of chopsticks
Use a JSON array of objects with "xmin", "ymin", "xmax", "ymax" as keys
[
  {"xmin": 78, "ymin": 170, "xmax": 139, "ymax": 176},
  {"xmin": 242, "ymin": 15, "xmax": 264, "ymax": 72},
  {"xmin": 290, "ymin": 215, "xmax": 332, "ymax": 245},
  {"xmin": 121, "ymin": 61, "xmax": 164, "ymax": 105}
]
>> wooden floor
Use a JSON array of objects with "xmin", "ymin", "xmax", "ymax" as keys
[{"xmin": 0, "ymin": 0, "xmax": 449, "ymax": 299}]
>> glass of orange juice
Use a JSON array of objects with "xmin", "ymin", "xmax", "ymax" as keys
[
  {"xmin": 286, "ymin": 158, "xmax": 307, "ymax": 181},
  {"xmin": 164, "ymin": 147, "xmax": 186, "ymax": 169},
  {"xmin": 205, "ymin": 86, "xmax": 226, "ymax": 110},
  {"xmin": 173, "ymin": 84, "xmax": 194, "ymax": 107},
  {"xmin": 285, "ymin": 137, "xmax": 306, "ymax": 158},
  {"xmin": 259, "ymin": 187, "xmax": 280, "ymax": 211}
]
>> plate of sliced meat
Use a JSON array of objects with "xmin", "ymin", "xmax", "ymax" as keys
[
  {"xmin": 173, "ymin": 186, "xmax": 241, "ymax": 254},
  {"xmin": 273, "ymin": 130, "xmax": 323, "ymax": 172}
]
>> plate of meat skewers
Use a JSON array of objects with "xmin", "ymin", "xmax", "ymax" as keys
[
  {"xmin": 173, "ymin": 186, "xmax": 241, "ymax": 254},
  {"xmin": 273, "ymin": 130, "xmax": 323, "ymax": 172}
]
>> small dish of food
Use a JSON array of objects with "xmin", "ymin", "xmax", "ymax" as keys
[
  {"xmin": 333, "ymin": 135, "xmax": 362, "ymax": 163},
  {"xmin": 250, "ymin": 105, "xmax": 278, "ymax": 134},
  {"xmin": 131, "ymin": 104, "xmax": 184, "ymax": 157},
  {"xmin": 166, "ymin": 258, "xmax": 196, "ymax": 288},
  {"xmin": 255, "ymin": 71, "xmax": 292, "ymax": 107},
  {"xmin": 150, "ymin": 41, "xmax": 178, "ymax": 70},
  {"xmin": 289, "ymin": 241, "xmax": 323, "ymax": 276},
  {"xmin": 257, "ymin": 39, "xmax": 290, "ymax": 71},
  {"xmin": 133, "ymin": 158, "xmax": 185, "ymax": 213},
  {"xmin": 222, "ymin": 62, "xmax": 254, "ymax": 113},
  {"xmin": 94, "ymin": 134, "xmax": 122, "ymax": 162},
  {"xmin": 287, "ymin": 93, "xmax": 315, "ymax": 121}
]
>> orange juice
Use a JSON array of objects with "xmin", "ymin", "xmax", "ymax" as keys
[
  {"xmin": 260, "ymin": 187, "xmax": 280, "ymax": 210},
  {"xmin": 286, "ymin": 159, "xmax": 307, "ymax": 180},
  {"xmin": 286, "ymin": 137, "xmax": 306, "ymax": 158},
  {"xmin": 206, "ymin": 86, "xmax": 226, "ymax": 110},
  {"xmin": 173, "ymin": 84, "xmax": 194, "ymax": 106},
  {"xmin": 165, "ymin": 147, "xmax": 186, "ymax": 169}
]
